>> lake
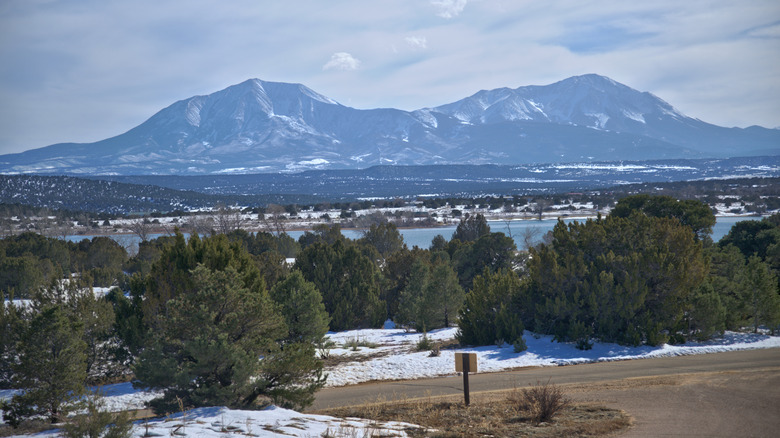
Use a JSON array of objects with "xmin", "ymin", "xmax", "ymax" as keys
[{"xmin": 67, "ymin": 216, "xmax": 759, "ymax": 250}]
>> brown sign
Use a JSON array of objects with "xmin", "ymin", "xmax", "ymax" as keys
[{"xmin": 454, "ymin": 352, "xmax": 477, "ymax": 373}]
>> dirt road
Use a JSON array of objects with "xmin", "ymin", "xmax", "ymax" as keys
[{"xmin": 310, "ymin": 348, "xmax": 780, "ymax": 437}]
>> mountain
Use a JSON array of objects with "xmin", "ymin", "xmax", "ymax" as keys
[{"xmin": 1, "ymin": 74, "xmax": 778, "ymax": 175}]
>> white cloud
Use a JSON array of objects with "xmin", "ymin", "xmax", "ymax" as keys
[
  {"xmin": 431, "ymin": 0, "xmax": 467, "ymax": 19},
  {"xmin": 322, "ymin": 52, "xmax": 362, "ymax": 71},
  {"xmin": 405, "ymin": 36, "xmax": 428, "ymax": 49}
]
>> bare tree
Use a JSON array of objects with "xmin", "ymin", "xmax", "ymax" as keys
[
  {"xmin": 520, "ymin": 226, "xmax": 542, "ymax": 251},
  {"xmin": 262, "ymin": 204, "xmax": 288, "ymax": 235},
  {"xmin": 128, "ymin": 218, "xmax": 152, "ymax": 242},
  {"xmin": 215, "ymin": 203, "xmax": 244, "ymax": 235},
  {"xmin": 188, "ymin": 214, "xmax": 215, "ymax": 237},
  {"xmin": 533, "ymin": 198, "xmax": 550, "ymax": 221}
]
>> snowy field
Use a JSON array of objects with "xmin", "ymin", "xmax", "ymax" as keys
[
  {"xmin": 3, "ymin": 326, "xmax": 779, "ymax": 437},
  {"xmin": 323, "ymin": 326, "xmax": 780, "ymax": 386}
]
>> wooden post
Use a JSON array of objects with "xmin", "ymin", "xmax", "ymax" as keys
[
  {"xmin": 455, "ymin": 353, "xmax": 477, "ymax": 407},
  {"xmin": 462, "ymin": 354, "xmax": 470, "ymax": 406}
]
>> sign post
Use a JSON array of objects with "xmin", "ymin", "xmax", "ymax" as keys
[{"xmin": 454, "ymin": 353, "xmax": 477, "ymax": 406}]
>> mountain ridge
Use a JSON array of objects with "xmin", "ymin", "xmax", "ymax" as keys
[{"xmin": 1, "ymin": 74, "xmax": 777, "ymax": 175}]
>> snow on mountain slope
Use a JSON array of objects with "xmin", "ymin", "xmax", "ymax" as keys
[{"xmin": 1, "ymin": 75, "xmax": 777, "ymax": 175}]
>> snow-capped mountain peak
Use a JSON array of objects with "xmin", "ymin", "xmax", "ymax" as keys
[{"xmin": 0, "ymin": 75, "xmax": 777, "ymax": 175}]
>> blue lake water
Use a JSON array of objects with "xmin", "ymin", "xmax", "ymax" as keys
[{"xmin": 67, "ymin": 216, "xmax": 758, "ymax": 250}]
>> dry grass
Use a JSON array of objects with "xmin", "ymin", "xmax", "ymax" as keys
[{"xmin": 316, "ymin": 388, "xmax": 631, "ymax": 438}]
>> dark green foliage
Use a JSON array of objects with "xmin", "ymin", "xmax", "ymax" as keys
[
  {"xmin": 132, "ymin": 231, "xmax": 326, "ymax": 412},
  {"xmin": 707, "ymin": 245, "xmax": 750, "ymax": 330},
  {"xmin": 123, "ymin": 235, "xmax": 175, "ymax": 276},
  {"xmin": 524, "ymin": 214, "xmax": 707, "ymax": 346},
  {"xmin": 228, "ymin": 229, "xmax": 300, "ymax": 258},
  {"xmin": 2, "ymin": 306, "xmax": 86, "ymax": 425},
  {"xmin": 719, "ymin": 216, "xmax": 780, "ymax": 260},
  {"xmin": 75, "ymin": 237, "xmax": 127, "ymax": 286},
  {"xmin": 612, "ymin": 194, "xmax": 716, "ymax": 239},
  {"xmin": 358, "ymin": 221, "xmax": 405, "ymax": 259},
  {"xmin": 0, "ymin": 255, "xmax": 45, "ymax": 298},
  {"xmin": 134, "ymin": 264, "xmax": 288, "ymax": 413},
  {"xmin": 105, "ymin": 286, "xmax": 145, "ymax": 363},
  {"xmin": 452, "ymin": 232, "xmax": 518, "ymax": 290},
  {"xmin": 139, "ymin": 232, "xmax": 265, "ymax": 333},
  {"xmin": 457, "ymin": 269, "xmax": 525, "ymax": 347},
  {"xmin": 397, "ymin": 258, "xmax": 465, "ymax": 331},
  {"xmin": 0, "ymin": 232, "xmax": 72, "ymax": 270},
  {"xmin": 270, "ymin": 270, "xmax": 330, "ymax": 344},
  {"xmin": 452, "ymin": 213, "xmax": 490, "ymax": 242},
  {"xmin": 687, "ymin": 282, "xmax": 726, "ymax": 341},
  {"xmin": 0, "ymin": 292, "xmax": 22, "ymax": 388},
  {"xmin": 298, "ymin": 224, "xmax": 346, "ymax": 249},
  {"xmin": 430, "ymin": 234, "xmax": 447, "ymax": 252},
  {"xmin": 740, "ymin": 255, "xmax": 780, "ymax": 333},
  {"xmin": 295, "ymin": 240, "xmax": 386, "ymax": 331},
  {"xmin": 381, "ymin": 247, "xmax": 430, "ymax": 319}
]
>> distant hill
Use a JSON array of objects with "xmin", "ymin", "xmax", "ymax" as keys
[
  {"xmin": 2, "ymin": 156, "xmax": 778, "ymax": 213},
  {"xmin": 1, "ymin": 74, "xmax": 778, "ymax": 175}
]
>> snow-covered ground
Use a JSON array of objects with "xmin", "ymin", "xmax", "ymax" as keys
[
  {"xmin": 323, "ymin": 327, "xmax": 780, "ymax": 386},
  {"xmin": 2, "ymin": 404, "xmax": 424, "ymax": 438},
  {"xmin": 3, "ymin": 326, "xmax": 779, "ymax": 437}
]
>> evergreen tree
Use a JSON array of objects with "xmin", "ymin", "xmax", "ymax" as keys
[
  {"xmin": 381, "ymin": 247, "xmax": 430, "ymax": 320},
  {"xmin": 707, "ymin": 245, "xmax": 750, "ymax": 330},
  {"xmin": 270, "ymin": 270, "xmax": 330, "ymax": 344},
  {"xmin": 525, "ymin": 214, "xmax": 707, "ymax": 346},
  {"xmin": 719, "ymin": 217, "xmax": 780, "ymax": 260},
  {"xmin": 359, "ymin": 221, "xmax": 405, "ymax": 260},
  {"xmin": 396, "ymin": 258, "xmax": 431, "ymax": 331},
  {"xmin": 2, "ymin": 306, "xmax": 87, "ymax": 426},
  {"xmin": 0, "ymin": 291, "xmax": 23, "ymax": 388},
  {"xmin": 452, "ymin": 213, "xmax": 490, "ymax": 242},
  {"xmin": 687, "ymin": 282, "xmax": 727, "ymax": 341},
  {"xmin": 611, "ymin": 194, "xmax": 715, "ymax": 240},
  {"xmin": 452, "ymin": 232, "xmax": 517, "ymax": 290},
  {"xmin": 34, "ymin": 273, "xmax": 117, "ymax": 380},
  {"xmin": 0, "ymin": 255, "xmax": 45, "ymax": 298},
  {"xmin": 295, "ymin": 240, "xmax": 386, "ymax": 330},
  {"xmin": 133, "ymin": 233, "xmax": 326, "ymax": 412},
  {"xmin": 740, "ymin": 255, "xmax": 780, "ymax": 333},
  {"xmin": 427, "ymin": 261, "xmax": 465, "ymax": 328},
  {"xmin": 134, "ymin": 265, "xmax": 289, "ymax": 412},
  {"xmin": 457, "ymin": 269, "xmax": 525, "ymax": 347}
]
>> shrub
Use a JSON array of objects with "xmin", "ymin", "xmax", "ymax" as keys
[
  {"xmin": 509, "ymin": 380, "xmax": 570, "ymax": 423},
  {"xmin": 416, "ymin": 333, "xmax": 433, "ymax": 351},
  {"xmin": 513, "ymin": 338, "xmax": 527, "ymax": 353},
  {"xmin": 61, "ymin": 391, "xmax": 133, "ymax": 438}
]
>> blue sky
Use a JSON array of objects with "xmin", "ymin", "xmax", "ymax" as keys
[{"xmin": 0, "ymin": 0, "xmax": 778, "ymax": 155}]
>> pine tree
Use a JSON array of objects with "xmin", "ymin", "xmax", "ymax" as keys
[
  {"xmin": 396, "ymin": 258, "xmax": 430, "ymax": 331},
  {"xmin": 452, "ymin": 213, "xmax": 490, "ymax": 242},
  {"xmin": 427, "ymin": 262, "xmax": 464, "ymax": 328},
  {"xmin": 270, "ymin": 270, "xmax": 330, "ymax": 344},
  {"xmin": 2, "ymin": 306, "xmax": 87, "ymax": 426},
  {"xmin": 0, "ymin": 291, "xmax": 22, "ymax": 388},
  {"xmin": 741, "ymin": 256, "xmax": 780, "ymax": 333},
  {"xmin": 457, "ymin": 269, "xmax": 525, "ymax": 346},
  {"xmin": 687, "ymin": 282, "xmax": 727, "ymax": 341},
  {"xmin": 133, "ymin": 233, "xmax": 327, "ymax": 413},
  {"xmin": 134, "ymin": 265, "xmax": 288, "ymax": 413},
  {"xmin": 295, "ymin": 240, "xmax": 386, "ymax": 330}
]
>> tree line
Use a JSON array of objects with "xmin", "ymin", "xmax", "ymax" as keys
[{"xmin": 2, "ymin": 194, "xmax": 780, "ymax": 429}]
